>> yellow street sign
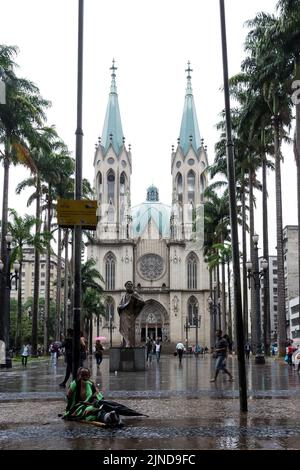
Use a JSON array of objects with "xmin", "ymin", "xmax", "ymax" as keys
[{"xmin": 57, "ymin": 199, "xmax": 97, "ymax": 229}]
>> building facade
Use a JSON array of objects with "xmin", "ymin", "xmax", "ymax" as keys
[
  {"xmin": 10, "ymin": 246, "xmax": 64, "ymax": 304},
  {"xmin": 88, "ymin": 62, "xmax": 210, "ymax": 349},
  {"xmin": 260, "ymin": 255, "xmax": 278, "ymax": 343}
]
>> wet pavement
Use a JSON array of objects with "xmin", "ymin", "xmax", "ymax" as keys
[{"xmin": 0, "ymin": 354, "xmax": 299, "ymax": 450}]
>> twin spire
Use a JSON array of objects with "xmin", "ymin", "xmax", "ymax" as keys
[
  {"xmin": 101, "ymin": 60, "xmax": 201, "ymax": 157},
  {"xmin": 101, "ymin": 59, "xmax": 124, "ymax": 155},
  {"xmin": 178, "ymin": 61, "xmax": 201, "ymax": 156}
]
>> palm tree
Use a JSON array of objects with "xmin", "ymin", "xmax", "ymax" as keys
[
  {"xmin": 243, "ymin": 12, "xmax": 293, "ymax": 355},
  {"xmin": 7, "ymin": 209, "xmax": 51, "ymax": 351},
  {"xmin": 0, "ymin": 45, "xmax": 49, "ymax": 355},
  {"xmin": 276, "ymin": 0, "xmax": 300, "ymax": 341}
]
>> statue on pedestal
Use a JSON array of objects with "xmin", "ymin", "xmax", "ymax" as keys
[{"xmin": 117, "ymin": 281, "xmax": 145, "ymax": 347}]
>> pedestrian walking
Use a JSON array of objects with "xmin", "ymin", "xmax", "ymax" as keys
[
  {"xmin": 176, "ymin": 341, "xmax": 185, "ymax": 365},
  {"xmin": 154, "ymin": 339, "xmax": 161, "ymax": 363},
  {"xmin": 245, "ymin": 342, "xmax": 251, "ymax": 359},
  {"xmin": 146, "ymin": 336, "xmax": 153, "ymax": 364},
  {"xmin": 59, "ymin": 328, "xmax": 73, "ymax": 387},
  {"xmin": 286, "ymin": 343, "xmax": 294, "ymax": 366},
  {"xmin": 94, "ymin": 340, "xmax": 104, "ymax": 366},
  {"xmin": 21, "ymin": 343, "xmax": 30, "ymax": 366},
  {"xmin": 210, "ymin": 330, "xmax": 233, "ymax": 383}
]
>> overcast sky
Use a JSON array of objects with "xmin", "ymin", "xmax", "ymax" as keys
[{"xmin": 0, "ymin": 0, "xmax": 297, "ymax": 256}]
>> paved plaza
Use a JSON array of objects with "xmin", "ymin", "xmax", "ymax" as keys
[{"xmin": 0, "ymin": 353, "xmax": 299, "ymax": 450}]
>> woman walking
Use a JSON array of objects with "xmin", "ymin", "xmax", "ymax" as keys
[{"xmin": 94, "ymin": 340, "xmax": 104, "ymax": 366}]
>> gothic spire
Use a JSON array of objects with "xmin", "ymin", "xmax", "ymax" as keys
[
  {"xmin": 178, "ymin": 61, "xmax": 201, "ymax": 156},
  {"xmin": 101, "ymin": 59, "xmax": 124, "ymax": 155}
]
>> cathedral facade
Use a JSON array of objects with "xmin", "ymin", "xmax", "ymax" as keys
[{"xmin": 87, "ymin": 62, "xmax": 211, "ymax": 349}]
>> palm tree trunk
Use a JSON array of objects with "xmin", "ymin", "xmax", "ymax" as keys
[
  {"xmin": 55, "ymin": 227, "xmax": 62, "ymax": 340},
  {"xmin": 15, "ymin": 261, "xmax": 23, "ymax": 352},
  {"xmin": 262, "ymin": 147, "xmax": 271, "ymax": 356},
  {"xmin": 31, "ymin": 176, "xmax": 41, "ymax": 356},
  {"xmin": 241, "ymin": 180, "xmax": 249, "ymax": 341},
  {"xmin": 294, "ymin": 102, "xmax": 300, "ymax": 341},
  {"xmin": 272, "ymin": 116, "xmax": 286, "ymax": 356},
  {"xmin": 89, "ymin": 316, "xmax": 93, "ymax": 354},
  {"xmin": 0, "ymin": 152, "xmax": 10, "ymax": 356},
  {"xmin": 249, "ymin": 167, "xmax": 257, "ymax": 353},
  {"xmin": 216, "ymin": 263, "xmax": 221, "ymax": 330},
  {"xmin": 221, "ymin": 255, "xmax": 226, "ymax": 334},
  {"xmin": 63, "ymin": 229, "xmax": 69, "ymax": 332},
  {"xmin": 44, "ymin": 195, "xmax": 52, "ymax": 348},
  {"xmin": 227, "ymin": 258, "xmax": 232, "ymax": 341},
  {"xmin": 209, "ymin": 268, "xmax": 215, "ymax": 349}
]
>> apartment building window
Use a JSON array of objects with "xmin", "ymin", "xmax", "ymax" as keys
[{"xmin": 273, "ymin": 270, "xmax": 277, "ymax": 275}]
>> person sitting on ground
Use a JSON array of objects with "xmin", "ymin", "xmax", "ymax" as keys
[
  {"xmin": 63, "ymin": 367, "xmax": 121, "ymax": 425},
  {"xmin": 62, "ymin": 367, "xmax": 147, "ymax": 426}
]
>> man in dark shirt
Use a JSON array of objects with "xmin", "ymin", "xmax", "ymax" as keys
[
  {"xmin": 210, "ymin": 330, "xmax": 233, "ymax": 382},
  {"xmin": 59, "ymin": 328, "xmax": 73, "ymax": 387}
]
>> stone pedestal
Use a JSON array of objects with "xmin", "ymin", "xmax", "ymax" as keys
[{"xmin": 109, "ymin": 347, "xmax": 146, "ymax": 372}]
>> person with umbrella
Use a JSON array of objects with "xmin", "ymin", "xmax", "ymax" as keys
[
  {"xmin": 176, "ymin": 341, "xmax": 185, "ymax": 365},
  {"xmin": 94, "ymin": 339, "xmax": 104, "ymax": 366}
]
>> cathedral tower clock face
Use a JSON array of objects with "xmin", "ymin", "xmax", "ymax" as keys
[{"xmin": 138, "ymin": 253, "xmax": 164, "ymax": 280}]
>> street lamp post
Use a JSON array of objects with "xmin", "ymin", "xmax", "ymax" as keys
[
  {"xmin": 184, "ymin": 316, "xmax": 190, "ymax": 351},
  {"xmin": 208, "ymin": 296, "xmax": 220, "ymax": 345},
  {"xmin": 108, "ymin": 314, "xmax": 115, "ymax": 348},
  {"xmin": 0, "ymin": 233, "xmax": 20, "ymax": 368},
  {"xmin": 194, "ymin": 312, "xmax": 201, "ymax": 356},
  {"xmin": 246, "ymin": 233, "xmax": 268, "ymax": 364}
]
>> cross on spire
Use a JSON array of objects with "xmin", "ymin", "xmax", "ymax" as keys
[
  {"xmin": 185, "ymin": 61, "xmax": 193, "ymax": 81},
  {"xmin": 110, "ymin": 58, "xmax": 117, "ymax": 79}
]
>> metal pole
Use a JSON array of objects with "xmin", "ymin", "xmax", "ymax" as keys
[
  {"xmin": 185, "ymin": 317, "xmax": 189, "ymax": 351},
  {"xmin": 254, "ymin": 241, "xmax": 265, "ymax": 364},
  {"xmin": 72, "ymin": 0, "xmax": 84, "ymax": 379},
  {"xmin": 219, "ymin": 0, "xmax": 247, "ymax": 411}
]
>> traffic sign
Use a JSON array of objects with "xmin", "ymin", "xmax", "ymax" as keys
[{"xmin": 57, "ymin": 199, "xmax": 97, "ymax": 229}]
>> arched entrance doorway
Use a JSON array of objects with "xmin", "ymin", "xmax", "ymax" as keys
[{"xmin": 136, "ymin": 300, "xmax": 169, "ymax": 343}]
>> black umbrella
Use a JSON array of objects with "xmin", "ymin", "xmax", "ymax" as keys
[{"xmin": 98, "ymin": 400, "xmax": 148, "ymax": 417}]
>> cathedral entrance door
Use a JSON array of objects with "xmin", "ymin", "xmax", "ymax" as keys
[{"xmin": 141, "ymin": 326, "xmax": 162, "ymax": 342}]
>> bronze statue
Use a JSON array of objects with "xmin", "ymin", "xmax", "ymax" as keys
[{"xmin": 117, "ymin": 281, "xmax": 145, "ymax": 347}]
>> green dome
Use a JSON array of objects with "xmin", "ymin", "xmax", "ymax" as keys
[{"xmin": 132, "ymin": 189, "xmax": 171, "ymax": 238}]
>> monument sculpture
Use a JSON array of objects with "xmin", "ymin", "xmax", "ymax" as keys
[{"xmin": 117, "ymin": 281, "xmax": 145, "ymax": 347}]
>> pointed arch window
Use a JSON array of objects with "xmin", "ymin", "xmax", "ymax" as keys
[
  {"xmin": 97, "ymin": 172, "xmax": 102, "ymax": 202},
  {"xmin": 120, "ymin": 171, "xmax": 126, "ymax": 196},
  {"xmin": 188, "ymin": 296, "xmax": 199, "ymax": 326},
  {"xmin": 105, "ymin": 252, "xmax": 116, "ymax": 290},
  {"xmin": 176, "ymin": 172, "xmax": 183, "ymax": 203},
  {"xmin": 187, "ymin": 252, "xmax": 198, "ymax": 289},
  {"xmin": 105, "ymin": 297, "xmax": 115, "ymax": 323},
  {"xmin": 107, "ymin": 170, "xmax": 115, "ymax": 204},
  {"xmin": 200, "ymin": 174, "xmax": 206, "ymax": 202},
  {"xmin": 187, "ymin": 170, "xmax": 195, "ymax": 204}
]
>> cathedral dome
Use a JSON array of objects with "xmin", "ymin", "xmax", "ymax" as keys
[{"xmin": 132, "ymin": 187, "xmax": 171, "ymax": 238}]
